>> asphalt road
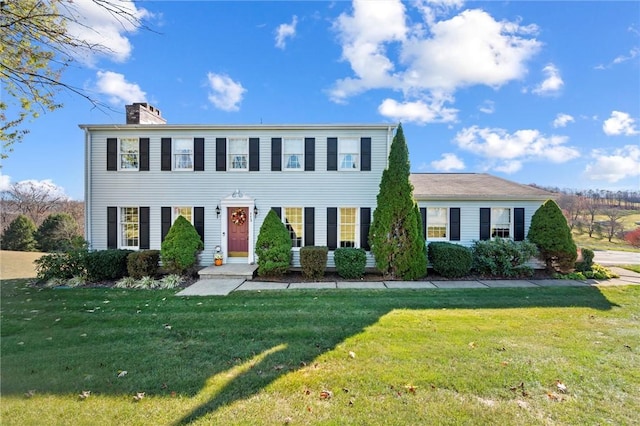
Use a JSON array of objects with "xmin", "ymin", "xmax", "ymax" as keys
[{"xmin": 593, "ymin": 250, "xmax": 640, "ymax": 265}]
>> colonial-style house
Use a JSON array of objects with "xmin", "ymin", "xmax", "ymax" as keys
[{"xmin": 80, "ymin": 103, "xmax": 552, "ymax": 267}]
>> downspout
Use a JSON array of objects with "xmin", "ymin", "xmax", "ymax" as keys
[{"xmin": 83, "ymin": 127, "xmax": 91, "ymax": 249}]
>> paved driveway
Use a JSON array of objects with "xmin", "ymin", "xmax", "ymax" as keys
[{"xmin": 593, "ymin": 250, "xmax": 640, "ymax": 265}]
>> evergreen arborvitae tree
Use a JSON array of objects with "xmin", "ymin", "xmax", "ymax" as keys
[
  {"xmin": 161, "ymin": 215, "xmax": 204, "ymax": 275},
  {"xmin": 35, "ymin": 213, "xmax": 81, "ymax": 252},
  {"xmin": 255, "ymin": 209, "xmax": 292, "ymax": 277},
  {"xmin": 369, "ymin": 124, "xmax": 427, "ymax": 280},
  {"xmin": 1, "ymin": 215, "xmax": 37, "ymax": 251},
  {"xmin": 528, "ymin": 199, "xmax": 577, "ymax": 272}
]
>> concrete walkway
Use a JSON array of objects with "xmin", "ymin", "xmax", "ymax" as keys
[{"xmin": 176, "ymin": 266, "xmax": 640, "ymax": 296}]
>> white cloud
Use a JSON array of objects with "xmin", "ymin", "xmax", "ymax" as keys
[
  {"xmin": 552, "ymin": 113, "xmax": 575, "ymax": 128},
  {"xmin": 206, "ymin": 72, "xmax": 246, "ymax": 112},
  {"xmin": 275, "ymin": 15, "xmax": 298, "ymax": 49},
  {"xmin": 0, "ymin": 173, "xmax": 11, "ymax": 191},
  {"xmin": 532, "ymin": 63, "xmax": 563, "ymax": 95},
  {"xmin": 478, "ymin": 100, "xmax": 495, "ymax": 114},
  {"xmin": 378, "ymin": 92, "xmax": 458, "ymax": 123},
  {"xmin": 62, "ymin": 0, "xmax": 150, "ymax": 65},
  {"xmin": 95, "ymin": 71, "xmax": 146, "ymax": 105},
  {"xmin": 603, "ymin": 111, "xmax": 639, "ymax": 136},
  {"xmin": 430, "ymin": 153, "xmax": 465, "ymax": 171},
  {"xmin": 585, "ymin": 145, "xmax": 640, "ymax": 183},
  {"xmin": 453, "ymin": 125, "xmax": 580, "ymax": 173}
]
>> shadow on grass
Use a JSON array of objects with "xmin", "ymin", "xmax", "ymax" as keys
[{"xmin": 0, "ymin": 280, "xmax": 622, "ymax": 424}]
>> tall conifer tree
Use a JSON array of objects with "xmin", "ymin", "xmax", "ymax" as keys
[{"xmin": 369, "ymin": 124, "xmax": 426, "ymax": 279}]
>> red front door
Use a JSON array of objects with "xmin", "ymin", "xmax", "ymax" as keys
[{"xmin": 228, "ymin": 207, "xmax": 249, "ymax": 257}]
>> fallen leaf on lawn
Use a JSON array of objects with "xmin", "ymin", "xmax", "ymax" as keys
[
  {"xmin": 164, "ymin": 324, "xmax": 172, "ymax": 330},
  {"xmin": 161, "ymin": 383, "xmax": 168, "ymax": 389},
  {"xmin": 342, "ymin": 388, "xmax": 350, "ymax": 393},
  {"xmin": 468, "ymin": 342, "xmax": 476, "ymax": 349},
  {"xmin": 501, "ymin": 361, "xmax": 509, "ymax": 366},
  {"xmin": 320, "ymin": 390, "xmax": 333, "ymax": 399},
  {"xmin": 284, "ymin": 416, "xmax": 293, "ymax": 424},
  {"xmin": 79, "ymin": 390, "xmax": 91, "ymax": 400},
  {"xmin": 303, "ymin": 388, "xmax": 311, "ymax": 395},
  {"xmin": 25, "ymin": 390, "xmax": 36, "ymax": 398},
  {"xmin": 133, "ymin": 392, "xmax": 145, "ymax": 401},
  {"xmin": 348, "ymin": 398, "xmax": 355, "ymax": 406},
  {"xmin": 348, "ymin": 351, "xmax": 356, "ymax": 359},
  {"xmin": 405, "ymin": 385, "xmax": 417, "ymax": 394},
  {"xmin": 117, "ymin": 370, "xmax": 128, "ymax": 378},
  {"xmin": 273, "ymin": 364, "xmax": 285, "ymax": 371},
  {"xmin": 516, "ymin": 400, "xmax": 529, "ymax": 409},
  {"xmin": 547, "ymin": 392, "xmax": 563, "ymax": 401},
  {"xmin": 556, "ymin": 380, "xmax": 568, "ymax": 393},
  {"xmin": 624, "ymin": 344, "xmax": 632, "ymax": 350}
]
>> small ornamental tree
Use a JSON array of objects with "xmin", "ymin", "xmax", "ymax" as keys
[
  {"xmin": 369, "ymin": 124, "xmax": 426, "ymax": 280},
  {"xmin": 160, "ymin": 215, "xmax": 204, "ymax": 275},
  {"xmin": 528, "ymin": 199, "xmax": 577, "ymax": 272},
  {"xmin": 624, "ymin": 228, "xmax": 640, "ymax": 248},
  {"xmin": 35, "ymin": 213, "xmax": 82, "ymax": 252},
  {"xmin": 1, "ymin": 214, "xmax": 37, "ymax": 251},
  {"xmin": 255, "ymin": 209, "xmax": 291, "ymax": 277}
]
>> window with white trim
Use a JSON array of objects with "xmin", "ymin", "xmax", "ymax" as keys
[
  {"xmin": 284, "ymin": 207, "xmax": 303, "ymax": 247},
  {"xmin": 229, "ymin": 138, "xmax": 248, "ymax": 170},
  {"xmin": 283, "ymin": 138, "xmax": 303, "ymax": 170},
  {"xmin": 120, "ymin": 207, "xmax": 139, "ymax": 248},
  {"xmin": 173, "ymin": 138, "xmax": 194, "ymax": 170},
  {"xmin": 491, "ymin": 208, "xmax": 511, "ymax": 238},
  {"xmin": 339, "ymin": 138, "xmax": 359, "ymax": 170},
  {"xmin": 427, "ymin": 208, "xmax": 447, "ymax": 239},
  {"xmin": 339, "ymin": 207, "xmax": 358, "ymax": 247},
  {"xmin": 173, "ymin": 206, "xmax": 193, "ymax": 224},
  {"xmin": 119, "ymin": 138, "xmax": 139, "ymax": 170}
]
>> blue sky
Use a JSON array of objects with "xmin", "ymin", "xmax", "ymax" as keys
[{"xmin": 2, "ymin": 0, "xmax": 639, "ymax": 200}]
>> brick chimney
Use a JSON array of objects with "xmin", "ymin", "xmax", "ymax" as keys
[{"xmin": 125, "ymin": 103, "xmax": 166, "ymax": 125}]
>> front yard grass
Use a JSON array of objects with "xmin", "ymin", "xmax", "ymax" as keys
[{"xmin": 1, "ymin": 279, "xmax": 639, "ymax": 425}]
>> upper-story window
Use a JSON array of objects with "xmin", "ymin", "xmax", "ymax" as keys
[
  {"xmin": 120, "ymin": 138, "xmax": 139, "ymax": 170},
  {"xmin": 120, "ymin": 207, "xmax": 139, "ymax": 248},
  {"xmin": 491, "ymin": 208, "xmax": 511, "ymax": 238},
  {"xmin": 229, "ymin": 138, "xmax": 248, "ymax": 170},
  {"xmin": 427, "ymin": 207, "xmax": 447, "ymax": 239},
  {"xmin": 339, "ymin": 138, "xmax": 359, "ymax": 170},
  {"xmin": 284, "ymin": 138, "xmax": 303, "ymax": 170},
  {"xmin": 173, "ymin": 138, "xmax": 194, "ymax": 170}
]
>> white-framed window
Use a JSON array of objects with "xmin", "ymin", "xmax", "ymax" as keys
[
  {"xmin": 339, "ymin": 138, "xmax": 359, "ymax": 170},
  {"xmin": 173, "ymin": 138, "xmax": 193, "ymax": 170},
  {"xmin": 283, "ymin": 138, "xmax": 303, "ymax": 170},
  {"xmin": 284, "ymin": 207, "xmax": 303, "ymax": 247},
  {"xmin": 229, "ymin": 138, "xmax": 248, "ymax": 170},
  {"xmin": 491, "ymin": 208, "xmax": 511, "ymax": 238},
  {"xmin": 119, "ymin": 138, "xmax": 139, "ymax": 170},
  {"xmin": 427, "ymin": 207, "xmax": 448, "ymax": 239},
  {"xmin": 339, "ymin": 207, "xmax": 358, "ymax": 248},
  {"xmin": 120, "ymin": 207, "xmax": 139, "ymax": 248},
  {"xmin": 173, "ymin": 206, "xmax": 193, "ymax": 224}
]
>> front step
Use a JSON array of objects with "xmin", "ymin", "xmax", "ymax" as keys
[{"xmin": 198, "ymin": 263, "xmax": 257, "ymax": 280}]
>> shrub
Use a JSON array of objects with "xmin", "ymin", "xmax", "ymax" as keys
[
  {"xmin": 158, "ymin": 274, "xmax": 184, "ymax": 289},
  {"xmin": 624, "ymin": 228, "xmax": 640, "ymax": 248},
  {"xmin": 34, "ymin": 248, "xmax": 89, "ymax": 282},
  {"xmin": 299, "ymin": 246, "xmax": 328, "ymax": 279},
  {"xmin": 575, "ymin": 248, "xmax": 595, "ymax": 272},
  {"xmin": 35, "ymin": 213, "xmax": 83, "ymax": 252},
  {"xmin": 127, "ymin": 250, "xmax": 160, "ymax": 279},
  {"xmin": 161, "ymin": 215, "xmax": 204, "ymax": 275},
  {"xmin": 255, "ymin": 209, "xmax": 291, "ymax": 277},
  {"xmin": 334, "ymin": 247, "xmax": 367, "ymax": 279},
  {"xmin": 528, "ymin": 200, "xmax": 577, "ymax": 272},
  {"xmin": 472, "ymin": 238, "xmax": 538, "ymax": 278},
  {"xmin": 1, "ymin": 215, "xmax": 37, "ymax": 251},
  {"xmin": 428, "ymin": 242, "xmax": 472, "ymax": 278},
  {"xmin": 85, "ymin": 249, "xmax": 132, "ymax": 282}
]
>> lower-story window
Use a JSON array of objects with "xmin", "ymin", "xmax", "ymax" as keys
[
  {"xmin": 120, "ymin": 207, "xmax": 139, "ymax": 248},
  {"xmin": 173, "ymin": 206, "xmax": 193, "ymax": 223},
  {"xmin": 492, "ymin": 208, "xmax": 511, "ymax": 238},
  {"xmin": 284, "ymin": 207, "xmax": 303, "ymax": 248},
  {"xmin": 339, "ymin": 207, "xmax": 357, "ymax": 248},
  {"xmin": 427, "ymin": 207, "xmax": 447, "ymax": 239}
]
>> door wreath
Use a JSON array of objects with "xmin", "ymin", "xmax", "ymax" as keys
[{"xmin": 231, "ymin": 208, "xmax": 247, "ymax": 225}]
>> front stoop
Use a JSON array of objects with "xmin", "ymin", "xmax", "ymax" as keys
[{"xmin": 198, "ymin": 263, "xmax": 258, "ymax": 280}]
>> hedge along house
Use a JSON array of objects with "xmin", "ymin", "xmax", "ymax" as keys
[{"xmin": 81, "ymin": 103, "xmax": 396, "ymax": 267}]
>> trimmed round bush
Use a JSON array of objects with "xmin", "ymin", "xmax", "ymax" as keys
[
  {"xmin": 161, "ymin": 215, "xmax": 204, "ymax": 275},
  {"xmin": 85, "ymin": 249, "xmax": 132, "ymax": 282},
  {"xmin": 428, "ymin": 242, "xmax": 472, "ymax": 278},
  {"xmin": 300, "ymin": 246, "xmax": 328, "ymax": 279},
  {"xmin": 471, "ymin": 238, "xmax": 538, "ymax": 278},
  {"xmin": 334, "ymin": 247, "xmax": 367, "ymax": 279},
  {"xmin": 528, "ymin": 200, "xmax": 577, "ymax": 272},
  {"xmin": 127, "ymin": 250, "xmax": 160, "ymax": 279},
  {"xmin": 255, "ymin": 209, "xmax": 291, "ymax": 277}
]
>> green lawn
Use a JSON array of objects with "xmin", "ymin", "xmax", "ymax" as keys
[{"xmin": 1, "ymin": 280, "xmax": 639, "ymax": 425}]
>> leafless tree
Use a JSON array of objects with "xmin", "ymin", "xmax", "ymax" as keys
[
  {"xmin": 602, "ymin": 209, "xmax": 625, "ymax": 243},
  {"xmin": 1, "ymin": 180, "xmax": 68, "ymax": 227}
]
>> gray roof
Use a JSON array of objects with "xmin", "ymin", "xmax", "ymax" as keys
[{"xmin": 410, "ymin": 173, "xmax": 554, "ymax": 201}]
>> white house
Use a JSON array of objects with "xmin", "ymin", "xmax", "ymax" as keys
[{"xmin": 80, "ymin": 103, "xmax": 552, "ymax": 268}]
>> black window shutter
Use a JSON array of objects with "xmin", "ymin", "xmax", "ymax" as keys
[
  {"xmin": 419, "ymin": 207, "xmax": 427, "ymax": 239},
  {"xmin": 271, "ymin": 138, "xmax": 282, "ymax": 171},
  {"xmin": 479, "ymin": 208, "xmax": 491, "ymax": 241},
  {"xmin": 249, "ymin": 137, "xmax": 260, "ymax": 171},
  {"xmin": 161, "ymin": 138, "xmax": 172, "ymax": 171},
  {"xmin": 327, "ymin": 137, "xmax": 338, "ymax": 171},
  {"xmin": 361, "ymin": 137, "xmax": 371, "ymax": 171},
  {"xmin": 194, "ymin": 207, "xmax": 205, "ymax": 243},
  {"xmin": 450, "ymin": 208, "xmax": 461, "ymax": 241},
  {"xmin": 360, "ymin": 207, "xmax": 371, "ymax": 250},
  {"xmin": 327, "ymin": 207, "xmax": 337, "ymax": 250},
  {"xmin": 139, "ymin": 138, "xmax": 150, "ymax": 171},
  {"xmin": 107, "ymin": 207, "xmax": 117, "ymax": 249},
  {"xmin": 304, "ymin": 207, "xmax": 315, "ymax": 246},
  {"xmin": 216, "ymin": 138, "xmax": 227, "ymax": 171},
  {"xmin": 304, "ymin": 138, "xmax": 315, "ymax": 171},
  {"xmin": 271, "ymin": 207, "xmax": 282, "ymax": 219},
  {"xmin": 107, "ymin": 138, "xmax": 117, "ymax": 171},
  {"xmin": 514, "ymin": 208, "xmax": 525, "ymax": 241},
  {"xmin": 194, "ymin": 138, "xmax": 205, "ymax": 171},
  {"xmin": 139, "ymin": 207, "xmax": 150, "ymax": 249},
  {"xmin": 161, "ymin": 207, "xmax": 171, "ymax": 242}
]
